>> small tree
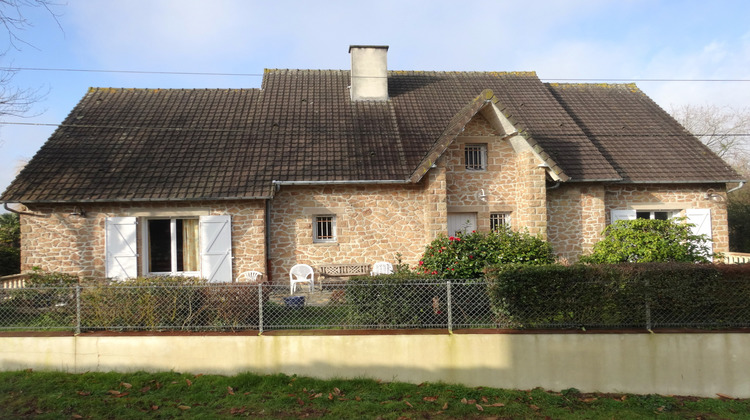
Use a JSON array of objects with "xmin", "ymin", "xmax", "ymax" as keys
[
  {"xmin": 580, "ymin": 218, "xmax": 712, "ymax": 264},
  {"xmin": 0, "ymin": 212, "xmax": 21, "ymax": 275},
  {"xmin": 418, "ymin": 228, "xmax": 555, "ymax": 279}
]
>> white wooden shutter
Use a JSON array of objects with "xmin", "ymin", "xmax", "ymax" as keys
[
  {"xmin": 611, "ymin": 209, "xmax": 636, "ymax": 223},
  {"xmin": 686, "ymin": 208, "xmax": 713, "ymax": 256},
  {"xmin": 200, "ymin": 215, "xmax": 232, "ymax": 283},
  {"xmin": 447, "ymin": 213, "xmax": 477, "ymax": 236},
  {"xmin": 105, "ymin": 217, "xmax": 138, "ymax": 280}
]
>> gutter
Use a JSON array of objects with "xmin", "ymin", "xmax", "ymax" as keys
[
  {"xmin": 271, "ymin": 179, "xmax": 411, "ymax": 195},
  {"xmin": 3, "ymin": 202, "xmax": 46, "ymax": 217}
]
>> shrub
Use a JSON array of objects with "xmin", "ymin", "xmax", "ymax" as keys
[
  {"xmin": 418, "ymin": 228, "xmax": 555, "ymax": 279},
  {"xmin": 80, "ymin": 276, "xmax": 269, "ymax": 331},
  {"xmin": 0, "ymin": 245, "xmax": 20, "ymax": 276},
  {"xmin": 580, "ymin": 218, "xmax": 712, "ymax": 264},
  {"xmin": 0, "ymin": 213, "xmax": 20, "ymax": 276},
  {"xmin": 346, "ymin": 273, "xmax": 447, "ymax": 328},
  {"xmin": 485, "ymin": 263, "xmax": 750, "ymax": 329}
]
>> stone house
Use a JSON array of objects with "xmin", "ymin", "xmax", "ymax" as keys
[{"xmin": 1, "ymin": 46, "xmax": 743, "ymax": 283}]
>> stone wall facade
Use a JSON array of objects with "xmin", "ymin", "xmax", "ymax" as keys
[
  {"xmin": 445, "ymin": 114, "xmax": 547, "ymax": 236},
  {"xmin": 21, "ymin": 200, "xmax": 266, "ymax": 280},
  {"xmin": 605, "ymin": 184, "xmax": 729, "ymax": 253},
  {"xmin": 268, "ymin": 182, "xmax": 436, "ymax": 282},
  {"xmin": 548, "ymin": 183, "xmax": 730, "ymax": 261},
  {"xmin": 547, "ymin": 184, "xmax": 606, "ymax": 261}
]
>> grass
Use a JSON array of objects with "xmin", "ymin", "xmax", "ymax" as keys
[{"xmin": 0, "ymin": 370, "xmax": 747, "ymax": 419}]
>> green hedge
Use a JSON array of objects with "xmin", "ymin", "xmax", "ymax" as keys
[
  {"xmin": 79, "ymin": 276, "xmax": 270, "ymax": 330},
  {"xmin": 346, "ymin": 273, "xmax": 448, "ymax": 328},
  {"xmin": 485, "ymin": 263, "xmax": 750, "ymax": 329}
]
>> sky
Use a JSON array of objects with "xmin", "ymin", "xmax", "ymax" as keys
[{"xmin": 1, "ymin": 0, "xmax": 749, "ymax": 206}]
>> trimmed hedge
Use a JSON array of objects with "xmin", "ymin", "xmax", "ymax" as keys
[
  {"xmin": 485, "ymin": 263, "xmax": 750, "ymax": 329},
  {"xmin": 79, "ymin": 276, "xmax": 270, "ymax": 330},
  {"xmin": 346, "ymin": 273, "xmax": 448, "ymax": 328}
]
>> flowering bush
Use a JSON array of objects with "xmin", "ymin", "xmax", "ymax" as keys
[{"xmin": 418, "ymin": 228, "xmax": 555, "ymax": 279}]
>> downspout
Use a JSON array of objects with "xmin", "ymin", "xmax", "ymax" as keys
[
  {"xmin": 265, "ymin": 198, "xmax": 272, "ymax": 284},
  {"xmin": 727, "ymin": 181, "xmax": 745, "ymax": 194}
]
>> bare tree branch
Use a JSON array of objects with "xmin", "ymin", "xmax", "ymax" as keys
[
  {"xmin": 0, "ymin": 0, "xmax": 63, "ymax": 51},
  {"xmin": 671, "ymin": 103, "xmax": 750, "ymax": 164},
  {"xmin": 0, "ymin": 0, "xmax": 60, "ymax": 147}
]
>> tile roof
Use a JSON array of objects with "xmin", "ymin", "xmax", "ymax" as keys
[
  {"xmin": 546, "ymin": 83, "xmax": 742, "ymax": 183},
  {"xmin": 1, "ymin": 71, "xmax": 742, "ymax": 203}
]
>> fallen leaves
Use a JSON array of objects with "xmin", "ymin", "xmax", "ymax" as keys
[{"xmin": 227, "ymin": 386, "xmax": 235, "ymax": 395}]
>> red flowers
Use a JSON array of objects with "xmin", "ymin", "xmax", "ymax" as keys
[{"xmin": 418, "ymin": 260, "xmax": 424, "ymax": 266}]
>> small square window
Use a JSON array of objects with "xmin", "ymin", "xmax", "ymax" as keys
[
  {"xmin": 313, "ymin": 215, "xmax": 336, "ymax": 243},
  {"xmin": 490, "ymin": 212, "xmax": 510, "ymax": 231},
  {"xmin": 465, "ymin": 144, "xmax": 487, "ymax": 171}
]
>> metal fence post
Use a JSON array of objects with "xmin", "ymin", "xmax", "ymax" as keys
[
  {"xmin": 75, "ymin": 284, "xmax": 81, "ymax": 335},
  {"xmin": 645, "ymin": 279, "xmax": 652, "ymax": 331},
  {"xmin": 258, "ymin": 283, "xmax": 264, "ymax": 334},
  {"xmin": 446, "ymin": 281, "xmax": 452, "ymax": 333}
]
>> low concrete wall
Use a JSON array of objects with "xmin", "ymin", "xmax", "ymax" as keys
[{"xmin": 1, "ymin": 332, "xmax": 748, "ymax": 398}]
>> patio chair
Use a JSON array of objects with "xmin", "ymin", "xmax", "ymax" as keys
[
  {"xmin": 289, "ymin": 264, "xmax": 315, "ymax": 294},
  {"xmin": 371, "ymin": 261, "xmax": 394, "ymax": 276},
  {"xmin": 236, "ymin": 270, "xmax": 263, "ymax": 283}
]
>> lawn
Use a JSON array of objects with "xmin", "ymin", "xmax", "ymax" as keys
[{"xmin": 0, "ymin": 370, "xmax": 747, "ymax": 419}]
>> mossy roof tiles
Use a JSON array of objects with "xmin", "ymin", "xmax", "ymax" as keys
[{"xmin": 1, "ymin": 71, "xmax": 742, "ymax": 203}]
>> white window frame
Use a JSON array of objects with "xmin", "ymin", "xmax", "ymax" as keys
[
  {"xmin": 635, "ymin": 210, "xmax": 675, "ymax": 220},
  {"xmin": 465, "ymin": 143, "xmax": 487, "ymax": 171},
  {"xmin": 490, "ymin": 212, "xmax": 511, "ymax": 231},
  {"xmin": 141, "ymin": 217, "xmax": 201, "ymax": 277},
  {"xmin": 313, "ymin": 215, "xmax": 337, "ymax": 243}
]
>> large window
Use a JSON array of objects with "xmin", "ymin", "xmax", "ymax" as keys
[
  {"xmin": 313, "ymin": 215, "xmax": 336, "ymax": 243},
  {"xmin": 465, "ymin": 144, "xmax": 487, "ymax": 171},
  {"xmin": 106, "ymin": 215, "xmax": 232, "ymax": 282},
  {"xmin": 147, "ymin": 218, "xmax": 199, "ymax": 274}
]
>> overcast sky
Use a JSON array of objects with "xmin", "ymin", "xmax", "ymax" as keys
[{"xmin": 1, "ymin": 0, "xmax": 749, "ymax": 203}]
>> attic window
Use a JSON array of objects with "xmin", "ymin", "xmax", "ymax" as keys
[{"xmin": 465, "ymin": 144, "xmax": 487, "ymax": 171}]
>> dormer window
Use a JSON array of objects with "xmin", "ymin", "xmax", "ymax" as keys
[{"xmin": 465, "ymin": 144, "xmax": 487, "ymax": 171}]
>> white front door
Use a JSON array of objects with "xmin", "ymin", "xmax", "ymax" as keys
[{"xmin": 447, "ymin": 213, "xmax": 477, "ymax": 236}]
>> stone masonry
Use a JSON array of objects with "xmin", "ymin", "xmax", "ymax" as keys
[{"xmin": 20, "ymin": 200, "xmax": 266, "ymax": 280}]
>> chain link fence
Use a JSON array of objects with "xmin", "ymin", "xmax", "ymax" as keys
[{"xmin": 1, "ymin": 279, "xmax": 748, "ymax": 332}]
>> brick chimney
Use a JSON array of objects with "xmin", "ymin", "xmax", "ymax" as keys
[{"xmin": 349, "ymin": 45, "xmax": 389, "ymax": 101}]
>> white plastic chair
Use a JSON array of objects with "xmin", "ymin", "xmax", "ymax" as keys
[
  {"xmin": 289, "ymin": 264, "xmax": 315, "ymax": 294},
  {"xmin": 371, "ymin": 261, "xmax": 394, "ymax": 276},
  {"xmin": 236, "ymin": 270, "xmax": 263, "ymax": 283}
]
